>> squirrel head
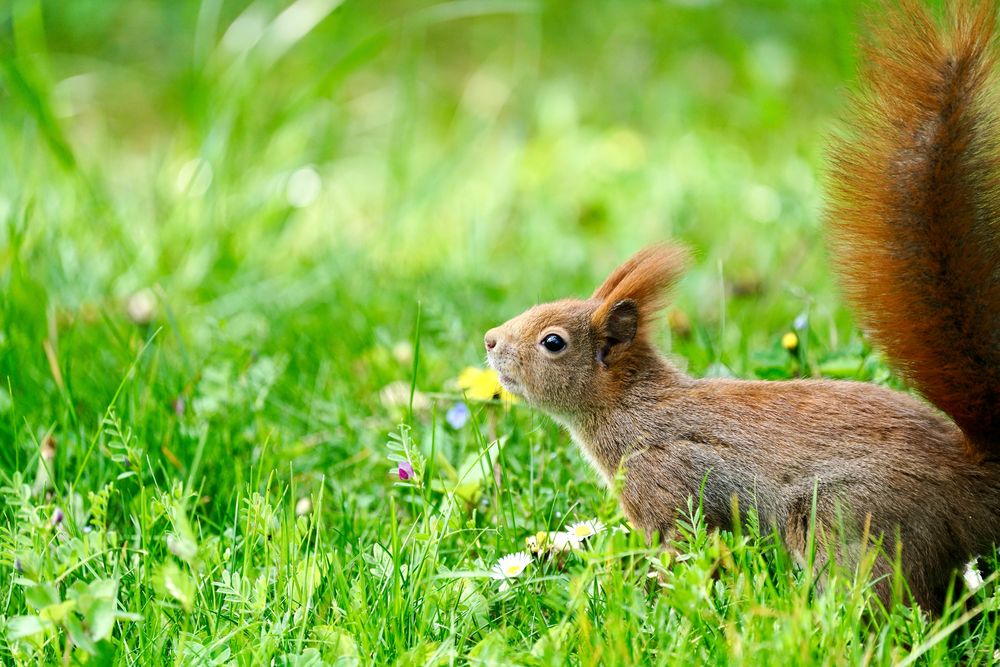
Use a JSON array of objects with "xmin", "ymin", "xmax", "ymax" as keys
[{"xmin": 484, "ymin": 244, "xmax": 690, "ymax": 417}]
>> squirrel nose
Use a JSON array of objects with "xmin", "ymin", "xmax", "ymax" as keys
[{"xmin": 485, "ymin": 328, "xmax": 500, "ymax": 351}]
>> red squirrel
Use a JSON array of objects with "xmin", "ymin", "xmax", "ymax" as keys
[{"xmin": 483, "ymin": 0, "xmax": 1000, "ymax": 610}]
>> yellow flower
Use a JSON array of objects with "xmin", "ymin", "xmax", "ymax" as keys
[
  {"xmin": 781, "ymin": 332, "xmax": 799, "ymax": 351},
  {"xmin": 457, "ymin": 366, "xmax": 517, "ymax": 403},
  {"xmin": 525, "ymin": 531, "xmax": 548, "ymax": 555}
]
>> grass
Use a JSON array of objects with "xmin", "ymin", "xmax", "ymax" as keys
[{"xmin": 1, "ymin": 0, "xmax": 999, "ymax": 664}]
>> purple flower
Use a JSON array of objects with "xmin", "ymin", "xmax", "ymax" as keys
[
  {"xmin": 51, "ymin": 508, "xmax": 64, "ymax": 526},
  {"xmin": 172, "ymin": 397, "xmax": 185, "ymax": 418},
  {"xmin": 13, "ymin": 558, "xmax": 22, "ymax": 573},
  {"xmin": 794, "ymin": 313, "xmax": 808, "ymax": 331},
  {"xmin": 446, "ymin": 402, "xmax": 470, "ymax": 429},
  {"xmin": 397, "ymin": 460, "xmax": 414, "ymax": 481}
]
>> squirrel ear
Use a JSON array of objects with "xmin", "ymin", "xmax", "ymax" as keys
[
  {"xmin": 591, "ymin": 244, "xmax": 690, "ymax": 349},
  {"xmin": 592, "ymin": 244, "xmax": 689, "ymax": 306},
  {"xmin": 596, "ymin": 299, "xmax": 639, "ymax": 365}
]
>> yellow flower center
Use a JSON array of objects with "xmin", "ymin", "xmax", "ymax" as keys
[
  {"xmin": 504, "ymin": 564, "xmax": 522, "ymax": 576},
  {"xmin": 574, "ymin": 525, "xmax": 593, "ymax": 538}
]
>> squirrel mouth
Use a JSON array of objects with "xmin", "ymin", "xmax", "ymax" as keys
[
  {"xmin": 496, "ymin": 372, "xmax": 521, "ymax": 394},
  {"xmin": 486, "ymin": 353, "xmax": 522, "ymax": 395}
]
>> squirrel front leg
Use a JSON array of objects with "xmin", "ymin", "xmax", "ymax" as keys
[
  {"xmin": 616, "ymin": 447, "xmax": 696, "ymax": 558},
  {"xmin": 617, "ymin": 469, "xmax": 683, "ymax": 587}
]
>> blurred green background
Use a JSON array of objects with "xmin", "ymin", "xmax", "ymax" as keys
[
  {"xmin": 3, "ymin": 0, "xmax": 945, "ymax": 663},
  {"xmin": 1, "ymin": 0, "xmax": 864, "ymax": 437}
]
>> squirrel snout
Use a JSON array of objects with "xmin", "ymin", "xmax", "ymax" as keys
[{"xmin": 484, "ymin": 331, "xmax": 498, "ymax": 351}]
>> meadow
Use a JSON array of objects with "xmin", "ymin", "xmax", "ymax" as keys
[{"xmin": 2, "ymin": 0, "xmax": 999, "ymax": 664}]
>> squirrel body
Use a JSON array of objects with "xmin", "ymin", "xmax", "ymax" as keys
[
  {"xmin": 485, "ymin": 0, "xmax": 1000, "ymax": 610},
  {"xmin": 582, "ymin": 370, "xmax": 1000, "ymax": 610}
]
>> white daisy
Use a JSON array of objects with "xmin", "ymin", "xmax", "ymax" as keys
[
  {"xmin": 490, "ymin": 551, "xmax": 532, "ymax": 583},
  {"xmin": 548, "ymin": 531, "xmax": 582, "ymax": 552},
  {"xmin": 567, "ymin": 519, "xmax": 605, "ymax": 541},
  {"xmin": 526, "ymin": 531, "xmax": 582, "ymax": 555},
  {"xmin": 963, "ymin": 560, "xmax": 984, "ymax": 590}
]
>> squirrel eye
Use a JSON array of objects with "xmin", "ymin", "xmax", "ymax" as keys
[{"xmin": 541, "ymin": 333, "xmax": 566, "ymax": 352}]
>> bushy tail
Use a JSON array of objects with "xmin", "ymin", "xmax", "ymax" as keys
[{"xmin": 826, "ymin": 0, "xmax": 1000, "ymax": 457}]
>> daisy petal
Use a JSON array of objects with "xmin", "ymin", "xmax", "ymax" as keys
[
  {"xmin": 567, "ymin": 519, "xmax": 605, "ymax": 540},
  {"xmin": 490, "ymin": 551, "xmax": 532, "ymax": 582}
]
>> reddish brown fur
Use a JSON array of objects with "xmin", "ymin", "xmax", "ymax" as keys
[
  {"xmin": 484, "ymin": 0, "xmax": 1000, "ymax": 611},
  {"xmin": 827, "ymin": 0, "xmax": 1000, "ymax": 455},
  {"xmin": 591, "ymin": 245, "xmax": 691, "ymax": 340}
]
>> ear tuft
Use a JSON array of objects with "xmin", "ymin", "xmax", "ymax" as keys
[{"xmin": 591, "ymin": 244, "xmax": 690, "ymax": 342}]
